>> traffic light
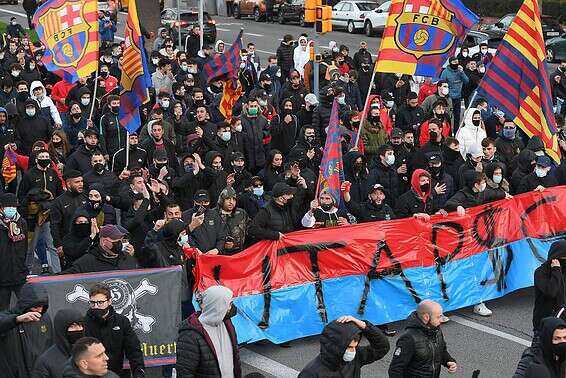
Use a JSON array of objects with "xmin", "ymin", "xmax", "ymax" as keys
[
  {"xmin": 304, "ymin": 0, "xmax": 316, "ymax": 23},
  {"xmin": 315, "ymin": 3, "xmax": 332, "ymax": 33}
]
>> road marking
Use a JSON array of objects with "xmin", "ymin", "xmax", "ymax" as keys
[
  {"xmin": 216, "ymin": 28, "xmax": 231, "ymax": 32},
  {"xmin": 451, "ymin": 315, "xmax": 531, "ymax": 347},
  {"xmin": 256, "ymin": 49, "xmax": 276, "ymax": 55},
  {"xmin": 245, "ymin": 32, "xmax": 264, "ymax": 37},
  {"xmin": 217, "ymin": 22, "xmax": 244, "ymax": 26},
  {"xmin": 240, "ymin": 348, "xmax": 300, "ymax": 378}
]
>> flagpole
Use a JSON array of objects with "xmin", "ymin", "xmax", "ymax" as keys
[
  {"xmin": 354, "ymin": 65, "xmax": 378, "ymax": 148},
  {"xmin": 89, "ymin": 68, "xmax": 100, "ymax": 122},
  {"xmin": 125, "ymin": 131, "xmax": 130, "ymax": 169}
]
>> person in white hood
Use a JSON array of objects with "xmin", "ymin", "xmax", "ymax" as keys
[
  {"xmin": 294, "ymin": 36, "xmax": 310, "ymax": 78},
  {"xmin": 30, "ymin": 81, "xmax": 62, "ymax": 127},
  {"xmin": 455, "ymin": 107, "xmax": 486, "ymax": 159}
]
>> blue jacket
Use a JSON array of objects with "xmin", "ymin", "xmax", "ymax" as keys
[
  {"xmin": 440, "ymin": 67, "xmax": 469, "ymax": 99},
  {"xmin": 99, "ymin": 19, "xmax": 117, "ymax": 42}
]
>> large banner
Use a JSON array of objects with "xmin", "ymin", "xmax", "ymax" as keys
[
  {"xmin": 29, "ymin": 267, "xmax": 182, "ymax": 367},
  {"xmin": 195, "ymin": 187, "xmax": 566, "ymax": 344}
]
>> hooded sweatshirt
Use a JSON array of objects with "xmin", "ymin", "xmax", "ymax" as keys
[
  {"xmin": 395, "ymin": 169, "xmax": 434, "ymax": 218},
  {"xmin": 294, "ymin": 36, "xmax": 311, "ymax": 77},
  {"xmin": 32, "ymin": 309, "xmax": 84, "ymax": 378},
  {"xmin": 455, "ymin": 108, "xmax": 486, "ymax": 158},
  {"xmin": 30, "ymin": 80, "xmax": 62, "ymax": 125},
  {"xmin": 15, "ymin": 99, "xmax": 52, "ymax": 155}
]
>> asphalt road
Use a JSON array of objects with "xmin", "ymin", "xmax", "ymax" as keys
[{"xmin": 0, "ymin": 3, "xmax": 552, "ymax": 377}]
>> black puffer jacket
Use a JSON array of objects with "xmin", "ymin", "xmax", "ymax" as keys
[
  {"xmin": 388, "ymin": 312, "xmax": 455, "ymax": 378},
  {"xmin": 533, "ymin": 241, "xmax": 566, "ymax": 331},
  {"xmin": 50, "ymin": 190, "xmax": 87, "ymax": 248},
  {"xmin": 15, "ymin": 99, "xmax": 51, "ymax": 155},
  {"xmin": 32, "ymin": 309, "xmax": 83, "ymax": 378},
  {"xmin": 514, "ymin": 317, "xmax": 566, "ymax": 378},
  {"xmin": 0, "ymin": 214, "xmax": 28, "ymax": 287},
  {"xmin": 176, "ymin": 312, "xmax": 242, "ymax": 378},
  {"xmin": 0, "ymin": 283, "xmax": 53, "ymax": 378},
  {"xmin": 276, "ymin": 40, "xmax": 295, "ymax": 78},
  {"xmin": 299, "ymin": 320, "xmax": 389, "ymax": 377}
]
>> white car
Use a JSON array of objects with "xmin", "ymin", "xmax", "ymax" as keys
[
  {"xmin": 361, "ymin": 0, "xmax": 390, "ymax": 37},
  {"xmin": 331, "ymin": 1, "xmax": 380, "ymax": 34}
]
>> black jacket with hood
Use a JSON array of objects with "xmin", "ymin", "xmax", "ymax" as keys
[
  {"xmin": 515, "ymin": 317, "xmax": 566, "ymax": 378},
  {"xmin": 15, "ymin": 99, "xmax": 52, "ymax": 155},
  {"xmin": 395, "ymin": 169, "xmax": 436, "ymax": 218},
  {"xmin": 343, "ymin": 151, "xmax": 377, "ymax": 205},
  {"xmin": 533, "ymin": 241, "xmax": 566, "ymax": 331},
  {"xmin": 0, "ymin": 283, "xmax": 53, "ymax": 378},
  {"xmin": 299, "ymin": 320, "xmax": 389, "ymax": 377},
  {"xmin": 62, "ymin": 208, "xmax": 95, "ymax": 266},
  {"xmin": 32, "ymin": 309, "xmax": 83, "ymax": 378},
  {"xmin": 0, "ymin": 212, "xmax": 28, "ymax": 287},
  {"xmin": 511, "ymin": 149, "xmax": 537, "ymax": 194}
]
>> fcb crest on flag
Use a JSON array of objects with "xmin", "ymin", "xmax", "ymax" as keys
[
  {"xmin": 394, "ymin": 0, "xmax": 456, "ymax": 59},
  {"xmin": 33, "ymin": 0, "xmax": 99, "ymax": 82}
]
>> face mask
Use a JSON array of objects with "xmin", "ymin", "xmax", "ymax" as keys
[
  {"xmin": 429, "ymin": 131, "xmax": 438, "ymax": 141},
  {"xmin": 385, "ymin": 154, "xmax": 395, "ymax": 166},
  {"xmin": 535, "ymin": 167, "xmax": 547, "ymax": 178},
  {"xmin": 225, "ymin": 304, "xmax": 238, "ymax": 320},
  {"xmin": 240, "ymin": 62, "xmax": 246, "ymax": 69},
  {"xmin": 53, "ymin": 141, "xmax": 63, "ymax": 148},
  {"xmin": 479, "ymin": 182, "xmax": 487, "ymax": 192},
  {"xmin": 353, "ymin": 162, "xmax": 363, "ymax": 171},
  {"xmin": 100, "ymin": 72, "xmax": 109, "ymax": 78},
  {"xmin": 67, "ymin": 330, "xmax": 84, "ymax": 345},
  {"xmin": 420, "ymin": 182, "xmax": 431, "ymax": 193},
  {"xmin": 276, "ymin": 70, "xmax": 282, "ymax": 77},
  {"xmin": 462, "ymin": 52, "xmax": 468, "ymax": 57},
  {"xmin": 152, "ymin": 58, "xmax": 159, "ymax": 65},
  {"xmin": 81, "ymin": 97, "xmax": 91, "ymax": 106},
  {"xmin": 160, "ymin": 99, "xmax": 170, "ymax": 108},
  {"xmin": 336, "ymin": 96, "xmax": 346, "ymax": 105},
  {"xmin": 2, "ymin": 207, "xmax": 17, "ymax": 220},
  {"xmin": 37, "ymin": 158, "xmax": 51, "ymax": 168},
  {"xmin": 17, "ymin": 91, "xmax": 28, "ymax": 101},
  {"xmin": 248, "ymin": 107, "xmax": 258, "ymax": 116},
  {"xmin": 75, "ymin": 223, "xmax": 91, "ymax": 237},
  {"xmin": 93, "ymin": 162, "xmax": 105, "ymax": 172},
  {"xmin": 258, "ymin": 99, "xmax": 268, "ymax": 107},
  {"xmin": 472, "ymin": 119, "xmax": 481, "ymax": 127},
  {"xmin": 234, "ymin": 124, "xmax": 242, "ymax": 132},
  {"xmin": 450, "ymin": 63, "xmax": 458, "ymax": 69},
  {"xmin": 343, "ymin": 350, "xmax": 356, "ymax": 362},
  {"xmin": 263, "ymin": 83, "xmax": 272, "ymax": 91},
  {"xmin": 26, "ymin": 108, "xmax": 36, "ymax": 117},
  {"xmin": 110, "ymin": 240, "xmax": 123, "ymax": 254},
  {"xmin": 220, "ymin": 131, "xmax": 231, "ymax": 142},
  {"xmin": 184, "ymin": 164, "xmax": 194, "ymax": 173},
  {"xmin": 340, "ymin": 76, "xmax": 348, "ymax": 83},
  {"xmin": 89, "ymin": 200, "xmax": 101, "ymax": 210},
  {"xmin": 440, "ymin": 87, "xmax": 449, "ymax": 96},
  {"xmin": 177, "ymin": 234, "xmax": 189, "ymax": 247},
  {"xmin": 493, "ymin": 175, "xmax": 502, "ymax": 184},
  {"xmin": 155, "ymin": 162, "xmax": 168, "ymax": 170},
  {"xmin": 321, "ymin": 203, "xmax": 333, "ymax": 211},
  {"xmin": 72, "ymin": 112, "xmax": 82, "ymax": 120},
  {"xmin": 87, "ymin": 308, "xmax": 108, "ymax": 321},
  {"xmin": 535, "ymin": 151, "xmax": 545, "ymax": 157},
  {"xmin": 553, "ymin": 342, "xmax": 566, "ymax": 357},
  {"xmin": 11, "ymin": 71, "xmax": 20, "ymax": 77},
  {"xmin": 481, "ymin": 48, "xmax": 488, "ymax": 54},
  {"xmin": 502, "ymin": 128, "xmax": 516, "ymax": 139},
  {"xmin": 180, "ymin": 64, "xmax": 188, "ymax": 72},
  {"xmin": 478, "ymin": 66, "xmax": 486, "ymax": 74},
  {"xmin": 253, "ymin": 186, "xmax": 264, "ymax": 196},
  {"xmin": 385, "ymin": 100, "xmax": 394, "ymax": 108},
  {"xmin": 188, "ymin": 67, "xmax": 198, "ymax": 74},
  {"xmin": 29, "ymin": 64, "xmax": 35, "ymax": 70},
  {"xmin": 429, "ymin": 165, "xmax": 441, "ymax": 176},
  {"xmin": 110, "ymin": 106, "xmax": 119, "ymax": 114},
  {"xmin": 306, "ymin": 136, "xmax": 315, "ymax": 145}
]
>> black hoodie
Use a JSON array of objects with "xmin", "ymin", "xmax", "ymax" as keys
[
  {"xmin": 511, "ymin": 149, "xmax": 537, "ymax": 194},
  {"xmin": 62, "ymin": 208, "xmax": 95, "ymax": 266},
  {"xmin": 0, "ymin": 283, "xmax": 53, "ymax": 378},
  {"xmin": 299, "ymin": 320, "xmax": 389, "ymax": 377},
  {"xmin": 33, "ymin": 309, "xmax": 83, "ymax": 378},
  {"xmin": 533, "ymin": 241, "xmax": 566, "ymax": 331},
  {"xmin": 14, "ymin": 98, "xmax": 52, "ymax": 155}
]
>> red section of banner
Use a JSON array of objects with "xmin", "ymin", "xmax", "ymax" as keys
[{"xmin": 195, "ymin": 187, "xmax": 566, "ymax": 297}]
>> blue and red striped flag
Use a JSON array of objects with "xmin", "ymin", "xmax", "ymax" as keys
[
  {"xmin": 318, "ymin": 99, "xmax": 345, "ymax": 208},
  {"xmin": 475, "ymin": 0, "xmax": 560, "ymax": 162},
  {"xmin": 118, "ymin": 0, "xmax": 152, "ymax": 133},
  {"xmin": 203, "ymin": 30, "xmax": 243, "ymax": 84}
]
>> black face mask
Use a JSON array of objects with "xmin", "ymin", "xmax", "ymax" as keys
[
  {"xmin": 53, "ymin": 141, "xmax": 63, "ymax": 148},
  {"xmin": 472, "ymin": 119, "xmax": 481, "ymax": 127},
  {"xmin": 443, "ymin": 147, "xmax": 460, "ymax": 162},
  {"xmin": 420, "ymin": 183, "xmax": 430, "ymax": 193},
  {"xmin": 89, "ymin": 200, "xmax": 101, "ymax": 210},
  {"xmin": 429, "ymin": 165, "xmax": 441, "ymax": 176},
  {"xmin": 37, "ymin": 159, "xmax": 50, "ymax": 168},
  {"xmin": 321, "ymin": 203, "xmax": 333, "ymax": 211},
  {"xmin": 429, "ymin": 131, "xmax": 438, "ymax": 142},
  {"xmin": 87, "ymin": 308, "xmax": 108, "ymax": 322},
  {"xmin": 110, "ymin": 106, "xmax": 119, "ymax": 114},
  {"xmin": 233, "ymin": 165, "xmax": 244, "ymax": 173},
  {"xmin": 155, "ymin": 162, "xmax": 168, "ymax": 170},
  {"xmin": 224, "ymin": 304, "xmax": 237, "ymax": 320},
  {"xmin": 129, "ymin": 143, "xmax": 137, "ymax": 151},
  {"xmin": 100, "ymin": 71, "xmax": 109, "ymax": 78},
  {"xmin": 553, "ymin": 342, "xmax": 566, "ymax": 358},
  {"xmin": 353, "ymin": 162, "xmax": 363, "ymax": 171},
  {"xmin": 110, "ymin": 240, "xmax": 123, "ymax": 255},
  {"xmin": 75, "ymin": 223, "xmax": 91, "ymax": 237},
  {"xmin": 72, "ymin": 112, "xmax": 82, "ymax": 120},
  {"xmin": 449, "ymin": 63, "xmax": 458, "ymax": 70},
  {"xmin": 17, "ymin": 91, "xmax": 28, "ymax": 101},
  {"xmin": 67, "ymin": 330, "xmax": 84, "ymax": 345},
  {"xmin": 263, "ymin": 83, "xmax": 271, "ymax": 91},
  {"xmin": 93, "ymin": 162, "xmax": 105, "ymax": 173}
]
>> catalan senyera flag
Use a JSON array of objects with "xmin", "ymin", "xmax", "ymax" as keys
[
  {"xmin": 2, "ymin": 148, "xmax": 17, "ymax": 186},
  {"xmin": 119, "ymin": 0, "xmax": 152, "ymax": 133},
  {"xmin": 219, "ymin": 80, "xmax": 243, "ymax": 121},
  {"xmin": 318, "ymin": 99, "xmax": 345, "ymax": 208},
  {"xmin": 203, "ymin": 30, "xmax": 243, "ymax": 84},
  {"xmin": 33, "ymin": 0, "xmax": 99, "ymax": 83},
  {"xmin": 375, "ymin": 0, "xmax": 478, "ymax": 77},
  {"xmin": 476, "ymin": 0, "xmax": 560, "ymax": 162}
]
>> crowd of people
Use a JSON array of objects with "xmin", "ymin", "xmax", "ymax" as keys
[{"xmin": 0, "ymin": 4, "xmax": 566, "ymax": 377}]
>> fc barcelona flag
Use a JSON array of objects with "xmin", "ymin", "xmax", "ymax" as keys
[
  {"xmin": 33, "ymin": 0, "xmax": 99, "ymax": 83},
  {"xmin": 476, "ymin": 0, "xmax": 560, "ymax": 162},
  {"xmin": 318, "ymin": 99, "xmax": 345, "ymax": 209},
  {"xmin": 219, "ymin": 80, "xmax": 243, "ymax": 121},
  {"xmin": 375, "ymin": 0, "xmax": 478, "ymax": 77},
  {"xmin": 203, "ymin": 30, "xmax": 243, "ymax": 84},
  {"xmin": 119, "ymin": 0, "xmax": 152, "ymax": 133}
]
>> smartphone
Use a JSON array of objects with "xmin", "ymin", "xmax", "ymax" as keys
[{"xmin": 196, "ymin": 205, "xmax": 206, "ymax": 216}]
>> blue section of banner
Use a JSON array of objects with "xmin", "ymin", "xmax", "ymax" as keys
[{"xmin": 227, "ymin": 237, "xmax": 558, "ymax": 344}]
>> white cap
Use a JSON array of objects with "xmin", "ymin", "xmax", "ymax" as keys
[{"xmin": 305, "ymin": 93, "xmax": 319, "ymax": 106}]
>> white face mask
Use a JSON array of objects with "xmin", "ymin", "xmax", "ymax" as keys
[
  {"xmin": 81, "ymin": 97, "xmax": 91, "ymax": 106},
  {"xmin": 535, "ymin": 167, "xmax": 548, "ymax": 178},
  {"xmin": 11, "ymin": 71, "xmax": 20, "ymax": 77},
  {"xmin": 160, "ymin": 99, "xmax": 170, "ymax": 108},
  {"xmin": 481, "ymin": 48, "xmax": 488, "ymax": 54},
  {"xmin": 478, "ymin": 67, "xmax": 486, "ymax": 74},
  {"xmin": 234, "ymin": 124, "xmax": 242, "ymax": 132},
  {"xmin": 26, "ymin": 108, "xmax": 36, "ymax": 117},
  {"xmin": 240, "ymin": 62, "xmax": 246, "ymax": 69},
  {"xmin": 385, "ymin": 154, "xmax": 395, "ymax": 166},
  {"xmin": 462, "ymin": 52, "xmax": 468, "ymax": 57},
  {"xmin": 440, "ymin": 87, "xmax": 449, "ymax": 96},
  {"xmin": 492, "ymin": 175, "xmax": 502, "ymax": 184},
  {"xmin": 385, "ymin": 101, "xmax": 394, "ymax": 108},
  {"xmin": 220, "ymin": 131, "xmax": 231, "ymax": 142},
  {"xmin": 343, "ymin": 350, "xmax": 356, "ymax": 362},
  {"xmin": 479, "ymin": 182, "xmax": 487, "ymax": 192}
]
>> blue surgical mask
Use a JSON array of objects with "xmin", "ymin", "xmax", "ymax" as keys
[
  {"xmin": 502, "ymin": 128, "xmax": 516, "ymax": 140},
  {"xmin": 220, "ymin": 132, "xmax": 231, "ymax": 142},
  {"xmin": 343, "ymin": 350, "xmax": 356, "ymax": 362},
  {"xmin": 535, "ymin": 167, "xmax": 548, "ymax": 178},
  {"xmin": 178, "ymin": 234, "xmax": 189, "ymax": 247},
  {"xmin": 2, "ymin": 207, "xmax": 17, "ymax": 219},
  {"xmin": 252, "ymin": 186, "xmax": 264, "ymax": 196}
]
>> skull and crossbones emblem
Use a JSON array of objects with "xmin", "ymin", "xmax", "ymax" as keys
[{"xmin": 66, "ymin": 278, "xmax": 158, "ymax": 333}]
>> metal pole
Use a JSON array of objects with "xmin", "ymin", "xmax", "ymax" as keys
[
  {"xmin": 199, "ymin": 0, "xmax": 204, "ymax": 51},
  {"xmin": 125, "ymin": 131, "xmax": 130, "ymax": 168},
  {"xmin": 175, "ymin": 0, "xmax": 182, "ymax": 51},
  {"xmin": 313, "ymin": 32, "xmax": 319, "ymax": 98},
  {"xmin": 354, "ymin": 65, "xmax": 377, "ymax": 148},
  {"xmin": 89, "ymin": 69, "xmax": 100, "ymax": 121}
]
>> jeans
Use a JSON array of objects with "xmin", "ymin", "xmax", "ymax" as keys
[{"xmin": 27, "ymin": 222, "xmax": 60, "ymax": 273}]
